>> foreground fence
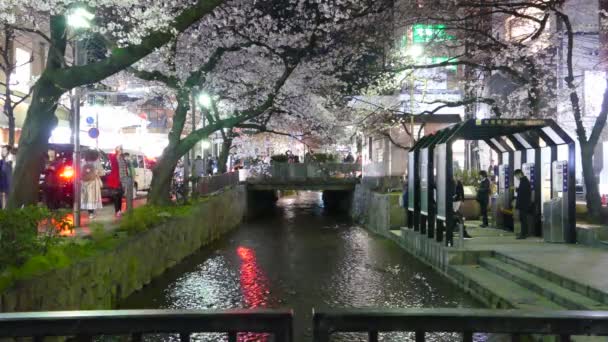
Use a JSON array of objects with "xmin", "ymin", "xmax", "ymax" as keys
[
  {"xmin": 195, "ymin": 172, "xmax": 239, "ymax": 196},
  {"xmin": 2, "ymin": 308, "xmax": 608, "ymax": 341},
  {"xmin": 312, "ymin": 308, "xmax": 608, "ymax": 342},
  {"xmin": 0, "ymin": 309, "xmax": 293, "ymax": 341}
]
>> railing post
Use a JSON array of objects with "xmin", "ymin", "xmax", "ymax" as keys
[
  {"xmin": 228, "ymin": 332, "xmax": 237, "ymax": 342},
  {"xmin": 369, "ymin": 331, "xmax": 379, "ymax": 342},
  {"xmin": 462, "ymin": 331, "xmax": 473, "ymax": 342},
  {"xmin": 415, "ymin": 331, "xmax": 425, "ymax": 342}
]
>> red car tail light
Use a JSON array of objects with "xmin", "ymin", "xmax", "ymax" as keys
[{"xmin": 59, "ymin": 166, "xmax": 74, "ymax": 180}]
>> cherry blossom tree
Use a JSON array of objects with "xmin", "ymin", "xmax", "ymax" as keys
[
  {"xmin": 1, "ymin": 0, "xmax": 225, "ymax": 207},
  {"xmin": 352, "ymin": 0, "xmax": 606, "ymax": 219},
  {"xmin": 1, "ymin": 25, "xmax": 35, "ymax": 149},
  {"xmin": 128, "ymin": 0, "xmax": 392, "ymax": 204}
]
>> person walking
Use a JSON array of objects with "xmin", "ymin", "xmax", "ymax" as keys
[
  {"xmin": 81, "ymin": 150, "xmax": 104, "ymax": 219},
  {"xmin": 477, "ymin": 170, "xmax": 491, "ymax": 227},
  {"xmin": 514, "ymin": 169, "xmax": 532, "ymax": 239}
]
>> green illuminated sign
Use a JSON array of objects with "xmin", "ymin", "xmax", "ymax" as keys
[{"xmin": 412, "ymin": 24, "xmax": 454, "ymax": 43}]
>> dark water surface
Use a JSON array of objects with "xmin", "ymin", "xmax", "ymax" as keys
[{"xmin": 120, "ymin": 192, "xmax": 483, "ymax": 341}]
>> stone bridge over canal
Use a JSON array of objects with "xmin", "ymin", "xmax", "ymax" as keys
[{"xmin": 245, "ymin": 162, "xmax": 360, "ymax": 191}]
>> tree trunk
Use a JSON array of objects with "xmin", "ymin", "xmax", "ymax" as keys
[
  {"xmin": 7, "ymin": 80, "xmax": 62, "ymax": 208},
  {"xmin": 218, "ymin": 138, "xmax": 232, "ymax": 173},
  {"xmin": 8, "ymin": 110, "xmax": 15, "ymax": 148},
  {"xmin": 581, "ymin": 144, "xmax": 602, "ymax": 221},
  {"xmin": 147, "ymin": 148, "xmax": 180, "ymax": 206}
]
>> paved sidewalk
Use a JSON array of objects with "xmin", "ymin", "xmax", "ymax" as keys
[
  {"xmin": 463, "ymin": 222, "xmax": 608, "ymax": 298},
  {"xmin": 59, "ymin": 194, "xmax": 146, "ymax": 237}
]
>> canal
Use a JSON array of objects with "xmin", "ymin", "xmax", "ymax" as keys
[{"xmin": 120, "ymin": 191, "xmax": 483, "ymax": 341}]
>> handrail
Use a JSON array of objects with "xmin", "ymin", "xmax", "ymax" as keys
[
  {"xmin": 0, "ymin": 309, "xmax": 293, "ymax": 342},
  {"xmin": 4, "ymin": 307, "xmax": 608, "ymax": 342},
  {"xmin": 195, "ymin": 172, "xmax": 239, "ymax": 196},
  {"xmin": 312, "ymin": 308, "xmax": 608, "ymax": 342}
]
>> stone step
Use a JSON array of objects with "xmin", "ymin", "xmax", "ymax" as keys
[
  {"xmin": 449, "ymin": 265, "xmax": 565, "ymax": 310},
  {"xmin": 493, "ymin": 253, "xmax": 608, "ymax": 305},
  {"xmin": 479, "ymin": 257, "xmax": 607, "ymax": 310}
]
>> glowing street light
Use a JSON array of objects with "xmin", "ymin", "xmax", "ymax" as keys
[
  {"xmin": 198, "ymin": 92, "xmax": 212, "ymax": 109},
  {"xmin": 406, "ymin": 45, "xmax": 424, "ymax": 58},
  {"xmin": 67, "ymin": 8, "xmax": 95, "ymax": 29},
  {"xmin": 67, "ymin": 7, "xmax": 94, "ymax": 228}
]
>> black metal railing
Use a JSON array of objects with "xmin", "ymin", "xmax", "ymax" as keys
[
  {"xmin": 4, "ymin": 308, "xmax": 608, "ymax": 342},
  {"xmin": 195, "ymin": 172, "xmax": 240, "ymax": 196},
  {"xmin": 247, "ymin": 162, "xmax": 361, "ymax": 182},
  {"xmin": 312, "ymin": 308, "xmax": 608, "ymax": 342},
  {"xmin": 0, "ymin": 309, "xmax": 293, "ymax": 342}
]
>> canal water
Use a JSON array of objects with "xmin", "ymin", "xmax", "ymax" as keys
[{"xmin": 120, "ymin": 192, "xmax": 483, "ymax": 341}]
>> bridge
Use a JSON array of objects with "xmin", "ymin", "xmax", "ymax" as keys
[{"xmin": 245, "ymin": 162, "xmax": 360, "ymax": 191}]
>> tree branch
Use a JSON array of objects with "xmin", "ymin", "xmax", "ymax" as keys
[{"xmin": 52, "ymin": 0, "xmax": 225, "ymax": 89}]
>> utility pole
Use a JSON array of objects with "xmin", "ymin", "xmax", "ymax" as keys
[{"xmin": 72, "ymin": 41, "xmax": 82, "ymax": 227}]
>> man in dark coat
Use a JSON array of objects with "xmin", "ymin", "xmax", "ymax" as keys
[
  {"xmin": 514, "ymin": 169, "xmax": 532, "ymax": 239},
  {"xmin": 476, "ymin": 170, "xmax": 490, "ymax": 227}
]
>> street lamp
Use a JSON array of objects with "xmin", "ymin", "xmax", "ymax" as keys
[
  {"xmin": 198, "ymin": 92, "xmax": 212, "ymax": 109},
  {"xmin": 196, "ymin": 92, "xmax": 213, "ymax": 176},
  {"xmin": 405, "ymin": 45, "xmax": 424, "ymax": 147},
  {"xmin": 67, "ymin": 8, "xmax": 95, "ymax": 29},
  {"xmin": 406, "ymin": 45, "xmax": 424, "ymax": 58},
  {"xmin": 67, "ymin": 7, "xmax": 94, "ymax": 228}
]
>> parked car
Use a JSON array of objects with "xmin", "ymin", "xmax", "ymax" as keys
[
  {"xmin": 103, "ymin": 149, "xmax": 154, "ymax": 192},
  {"xmin": 40, "ymin": 144, "xmax": 114, "ymax": 209}
]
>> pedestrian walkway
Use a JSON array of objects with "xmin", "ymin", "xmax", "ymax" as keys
[
  {"xmin": 463, "ymin": 223, "xmax": 608, "ymax": 298},
  {"xmin": 59, "ymin": 194, "xmax": 146, "ymax": 237}
]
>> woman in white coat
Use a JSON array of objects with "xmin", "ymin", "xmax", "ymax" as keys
[{"xmin": 81, "ymin": 150, "xmax": 105, "ymax": 219}]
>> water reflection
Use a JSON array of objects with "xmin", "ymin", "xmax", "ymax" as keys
[{"xmin": 121, "ymin": 192, "xmax": 483, "ymax": 341}]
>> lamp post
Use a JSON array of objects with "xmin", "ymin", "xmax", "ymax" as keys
[
  {"xmin": 67, "ymin": 7, "xmax": 94, "ymax": 227},
  {"xmin": 406, "ymin": 45, "xmax": 424, "ymax": 148},
  {"xmin": 198, "ymin": 92, "xmax": 212, "ymax": 174}
]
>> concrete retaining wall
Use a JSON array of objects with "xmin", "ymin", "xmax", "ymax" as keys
[
  {"xmin": 351, "ymin": 185, "xmax": 405, "ymax": 234},
  {"xmin": 0, "ymin": 185, "xmax": 247, "ymax": 312}
]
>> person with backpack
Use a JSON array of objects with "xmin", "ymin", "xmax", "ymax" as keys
[{"xmin": 81, "ymin": 150, "xmax": 105, "ymax": 219}]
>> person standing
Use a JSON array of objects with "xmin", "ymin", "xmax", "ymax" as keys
[
  {"xmin": 107, "ymin": 149, "xmax": 123, "ymax": 217},
  {"xmin": 476, "ymin": 171, "xmax": 491, "ymax": 227},
  {"xmin": 81, "ymin": 150, "xmax": 104, "ymax": 219},
  {"xmin": 514, "ymin": 169, "xmax": 532, "ymax": 239},
  {"xmin": 0, "ymin": 146, "xmax": 11, "ymax": 209},
  {"xmin": 207, "ymin": 157, "xmax": 215, "ymax": 176},
  {"xmin": 194, "ymin": 155, "xmax": 205, "ymax": 177},
  {"xmin": 344, "ymin": 152, "xmax": 354, "ymax": 163},
  {"xmin": 117, "ymin": 147, "xmax": 133, "ymax": 213}
]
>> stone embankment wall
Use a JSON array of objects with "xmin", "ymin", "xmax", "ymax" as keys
[
  {"xmin": 351, "ymin": 184, "xmax": 405, "ymax": 233},
  {"xmin": 1, "ymin": 186, "xmax": 247, "ymax": 312}
]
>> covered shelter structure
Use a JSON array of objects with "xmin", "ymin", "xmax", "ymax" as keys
[{"xmin": 406, "ymin": 118, "xmax": 575, "ymax": 247}]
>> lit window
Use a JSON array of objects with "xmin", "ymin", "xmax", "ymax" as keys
[
  {"xmin": 584, "ymin": 70, "xmax": 607, "ymax": 117},
  {"xmin": 12, "ymin": 48, "xmax": 32, "ymax": 93}
]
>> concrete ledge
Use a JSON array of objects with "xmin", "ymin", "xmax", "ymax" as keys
[{"xmin": 576, "ymin": 225, "xmax": 608, "ymax": 249}]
